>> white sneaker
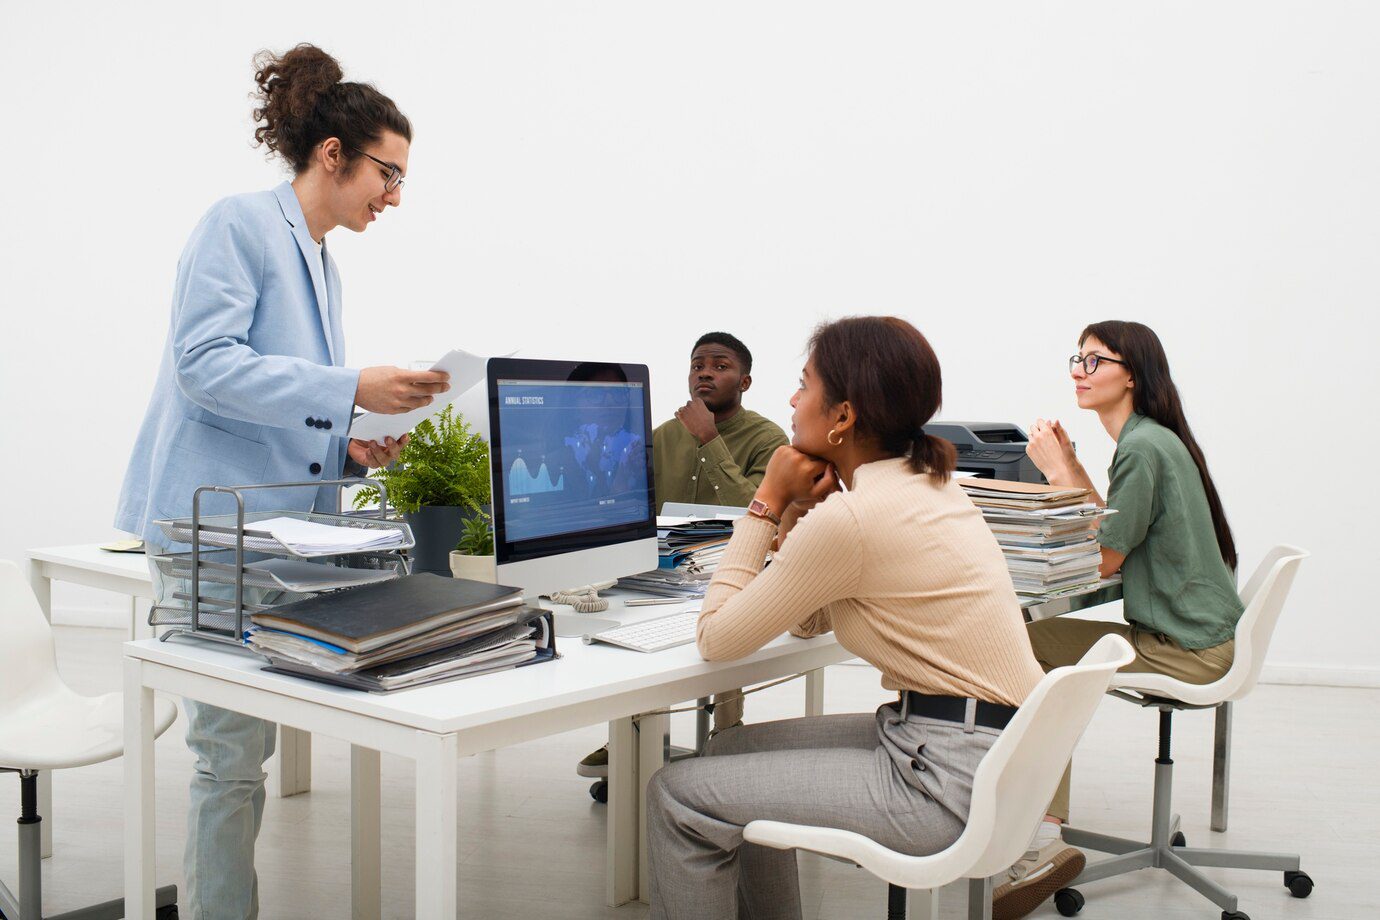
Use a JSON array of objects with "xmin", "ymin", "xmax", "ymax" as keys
[{"xmin": 991, "ymin": 841, "xmax": 1085, "ymax": 920}]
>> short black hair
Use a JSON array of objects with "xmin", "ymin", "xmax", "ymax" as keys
[{"xmin": 692, "ymin": 332, "xmax": 752, "ymax": 374}]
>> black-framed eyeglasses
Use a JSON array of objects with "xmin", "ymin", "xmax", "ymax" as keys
[
  {"xmin": 1069, "ymin": 353, "xmax": 1129, "ymax": 375},
  {"xmin": 357, "ymin": 151, "xmax": 404, "ymax": 193}
]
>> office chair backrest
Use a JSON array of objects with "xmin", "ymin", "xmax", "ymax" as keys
[
  {"xmin": 946, "ymin": 634, "xmax": 1135, "ymax": 880},
  {"xmin": 1217, "ymin": 545, "xmax": 1309, "ymax": 702},
  {"xmin": 0, "ymin": 560, "xmax": 65, "ymax": 706}
]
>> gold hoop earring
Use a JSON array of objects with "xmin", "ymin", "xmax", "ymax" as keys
[{"xmin": 826, "ymin": 428, "xmax": 844, "ymax": 446}]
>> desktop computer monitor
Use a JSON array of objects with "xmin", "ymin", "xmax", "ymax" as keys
[{"xmin": 486, "ymin": 357, "xmax": 657, "ymax": 596}]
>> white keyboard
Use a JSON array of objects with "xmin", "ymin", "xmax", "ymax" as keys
[{"xmin": 584, "ymin": 608, "xmax": 700, "ymax": 653}]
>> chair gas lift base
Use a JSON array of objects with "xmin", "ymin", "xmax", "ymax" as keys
[
  {"xmin": 1053, "ymin": 546, "xmax": 1315, "ymax": 920},
  {"xmin": 1, "ymin": 770, "xmax": 178, "ymax": 920},
  {"xmin": 1054, "ymin": 698, "xmax": 1314, "ymax": 920}
]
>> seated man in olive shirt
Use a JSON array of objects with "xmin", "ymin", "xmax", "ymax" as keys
[{"xmin": 577, "ymin": 332, "xmax": 788, "ymax": 780}]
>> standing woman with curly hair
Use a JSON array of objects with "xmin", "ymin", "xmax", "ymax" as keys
[{"xmin": 116, "ymin": 44, "xmax": 448, "ymax": 919}]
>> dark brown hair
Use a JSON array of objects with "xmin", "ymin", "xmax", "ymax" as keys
[
  {"xmin": 808, "ymin": 316, "xmax": 956, "ymax": 482},
  {"xmin": 1081, "ymin": 320, "xmax": 1237, "ymax": 570},
  {"xmin": 251, "ymin": 43, "xmax": 412, "ymax": 175}
]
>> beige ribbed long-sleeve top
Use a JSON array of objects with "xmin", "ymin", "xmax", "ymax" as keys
[{"xmin": 696, "ymin": 457, "xmax": 1043, "ymax": 708}]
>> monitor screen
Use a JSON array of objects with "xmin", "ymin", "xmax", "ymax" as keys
[{"xmin": 487, "ymin": 358, "xmax": 655, "ymax": 565}]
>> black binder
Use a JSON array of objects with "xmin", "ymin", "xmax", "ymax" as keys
[{"xmin": 249, "ymin": 573, "xmax": 524, "ymax": 654}]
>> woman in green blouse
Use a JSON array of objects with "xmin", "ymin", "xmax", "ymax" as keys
[{"xmin": 994, "ymin": 320, "xmax": 1243, "ymax": 920}]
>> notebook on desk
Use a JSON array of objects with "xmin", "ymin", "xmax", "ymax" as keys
[
  {"xmin": 263, "ymin": 606, "xmax": 558, "ymax": 693},
  {"xmin": 249, "ymin": 573, "xmax": 523, "ymax": 654}
]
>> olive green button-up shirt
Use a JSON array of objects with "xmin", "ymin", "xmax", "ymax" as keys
[
  {"xmin": 652, "ymin": 409, "xmax": 788, "ymax": 514},
  {"xmin": 1097, "ymin": 413, "xmax": 1243, "ymax": 650}
]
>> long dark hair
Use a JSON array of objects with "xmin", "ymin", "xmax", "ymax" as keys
[
  {"xmin": 1081, "ymin": 321, "xmax": 1237, "ymax": 570},
  {"xmin": 808, "ymin": 316, "xmax": 956, "ymax": 482},
  {"xmin": 251, "ymin": 43, "xmax": 412, "ymax": 175}
]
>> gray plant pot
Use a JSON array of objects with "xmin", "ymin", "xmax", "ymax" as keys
[{"xmin": 404, "ymin": 505, "xmax": 488, "ymax": 576}]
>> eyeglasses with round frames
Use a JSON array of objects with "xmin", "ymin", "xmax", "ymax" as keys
[{"xmin": 1068, "ymin": 353, "xmax": 1129, "ymax": 375}]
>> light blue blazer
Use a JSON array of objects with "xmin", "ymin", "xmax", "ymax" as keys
[{"xmin": 116, "ymin": 182, "xmax": 361, "ymax": 549}]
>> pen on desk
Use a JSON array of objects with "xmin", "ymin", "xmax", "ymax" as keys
[{"xmin": 624, "ymin": 597, "xmax": 689, "ymax": 607}]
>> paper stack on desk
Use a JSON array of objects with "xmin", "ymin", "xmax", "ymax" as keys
[
  {"xmin": 617, "ymin": 516, "xmax": 738, "ymax": 597},
  {"xmin": 246, "ymin": 573, "xmax": 555, "ymax": 691},
  {"xmin": 958, "ymin": 478, "xmax": 1114, "ymax": 598}
]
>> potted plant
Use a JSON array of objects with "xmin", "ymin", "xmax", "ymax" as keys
[
  {"xmin": 449, "ymin": 512, "xmax": 497, "ymax": 582},
  {"xmin": 352, "ymin": 405, "xmax": 490, "ymax": 576}
]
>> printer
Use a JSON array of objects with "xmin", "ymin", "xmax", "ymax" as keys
[{"xmin": 922, "ymin": 421, "xmax": 1047, "ymax": 483}]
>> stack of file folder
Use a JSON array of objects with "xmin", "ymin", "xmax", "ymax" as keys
[
  {"xmin": 957, "ymin": 478, "xmax": 1114, "ymax": 598},
  {"xmin": 246, "ymin": 573, "xmax": 555, "ymax": 692},
  {"xmin": 617, "ymin": 517, "xmax": 737, "ymax": 598}
]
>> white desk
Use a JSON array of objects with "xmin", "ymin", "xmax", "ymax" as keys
[{"xmin": 123, "ymin": 595, "xmax": 854, "ymax": 919}]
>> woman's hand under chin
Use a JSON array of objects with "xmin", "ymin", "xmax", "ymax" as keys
[
  {"xmin": 1026, "ymin": 418, "xmax": 1078, "ymax": 483},
  {"xmin": 756, "ymin": 446, "xmax": 837, "ymax": 514}
]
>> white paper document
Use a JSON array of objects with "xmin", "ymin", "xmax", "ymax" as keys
[
  {"xmin": 245, "ymin": 557, "xmax": 398, "ymax": 592},
  {"xmin": 245, "ymin": 516, "xmax": 407, "ymax": 553},
  {"xmin": 348, "ymin": 348, "xmax": 491, "ymax": 443}
]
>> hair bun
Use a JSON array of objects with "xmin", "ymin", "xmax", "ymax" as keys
[{"xmin": 252, "ymin": 44, "xmax": 344, "ymax": 160}]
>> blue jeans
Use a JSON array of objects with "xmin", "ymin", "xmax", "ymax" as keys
[{"xmin": 149, "ymin": 557, "xmax": 279, "ymax": 920}]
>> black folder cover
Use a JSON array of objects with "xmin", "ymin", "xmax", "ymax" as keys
[
  {"xmin": 263, "ymin": 607, "xmax": 558, "ymax": 693},
  {"xmin": 250, "ymin": 573, "xmax": 523, "ymax": 653}
]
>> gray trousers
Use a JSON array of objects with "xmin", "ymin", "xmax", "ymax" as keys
[{"xmin": 647, "ymin": 705, "xmax": 1003, "ymax": 920}]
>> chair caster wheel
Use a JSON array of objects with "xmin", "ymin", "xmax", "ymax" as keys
[
  {"xmin": 589, "ymin": 779, "xmax": 608, "ymax": 804},
  {"xmin": 1170, "ymin": 830, "xmax": 1187, "ymax": 847},
  {"xmin": 156, "ymin": 906, "xmax": 180, "ymax": 920},
  {"xmin": 1221, "ymin": 911, "xmax": 1249, "ymax": 920},
  {"xmin": 1054, "ymin": 887, "xmax": 1084, "ymax": 916},
  {"xmin": 1284, "ymin": 870, "xmax": 1314, "ymax": 898}
]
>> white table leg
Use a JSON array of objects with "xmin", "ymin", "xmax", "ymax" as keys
[
  {"xmin": 28, "ymin": 563, "xmax": 55, "ymax": 858},
  {"xmin": 805, "ymin": 668, "xmax": 825, "ymax": 717},
  {"xmin": 351, "ymin": 745, "xmax": 382, "ymax": 920},
  {"xmin": 131, "ymin": 595, "xmax": 156, "ymax": 641},
  {"xmin": 637, "ymin": 711, "xmax": 670, "ymax": 903},
  {"xmin": 123, "ymin": 658, "xmax": 155, "ymax": 920},
  {"xmin": 606, "ymin": 716, "xmax": 638, "ymax": 907},
  {"xmin": 267, "ymin": 726, "xmax": 312, "ymax": 798},
  {"xmin": 414, "ymin": 732, "xmax": 457, "ymax": 920}
]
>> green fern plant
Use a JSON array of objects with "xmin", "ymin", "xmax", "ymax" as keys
[
  {"xmin": 454, "ymin": 512, "xmax": 495, "ymax": 556},
  {"xmin": 352, "ymin": 405, "xmax": 491, "ymax": 515}
]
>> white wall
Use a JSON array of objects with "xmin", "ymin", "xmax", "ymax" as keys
[{"xmin": 3, "ymin": 3, "xmax": 1376, "ymax": 680}]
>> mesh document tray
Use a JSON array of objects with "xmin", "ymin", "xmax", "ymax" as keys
[
  {"xmin": 154, "ymin": 509, "xmax": 414, "ymax": 559},
  {"xmin": 153, "ymin": 549, "xmax": 406, "ymax": 592},
  {"xmin": 149, "ymin": 591, "xmax": 308, "ymax": 635}
]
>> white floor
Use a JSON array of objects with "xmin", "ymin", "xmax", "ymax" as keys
[{"xmin": 4, "ymin": 626, "xmax": 1377, "ymax": 919}]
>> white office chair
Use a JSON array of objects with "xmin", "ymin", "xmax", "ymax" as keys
[
  {"xmin": 0, "ymin": 560, "xmax": 180, "ymax": 920},
  {"xmin": 744, "ymin": 634, "xmax": 1137, "ymax": 920},
  {"xmin": 1058, "ymin": 545, "xmax": 1314, "ymax": 920}
]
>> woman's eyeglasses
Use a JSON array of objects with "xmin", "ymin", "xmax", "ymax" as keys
[
  {"xmin": 357, "ymin": 151, "xmax": 404, "ymax": 193},
  {"xmin": 1068, "ymin": 353, "xmax": 1129, "ymax": 375}
]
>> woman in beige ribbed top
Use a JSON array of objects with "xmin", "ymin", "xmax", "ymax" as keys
[{"xmin": 647, "ymin": 317, "xmax": 1045, "ymax": 920}]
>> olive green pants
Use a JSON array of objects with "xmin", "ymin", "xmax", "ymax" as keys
[{"xmin": 1026, "ymin": 617, "xmax": 1234, "ymax": 822}]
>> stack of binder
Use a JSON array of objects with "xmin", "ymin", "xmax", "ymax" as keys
[
  {"xmin": 246, "ymin": 573, "xmax": 556, "ymax": 692},
  {"xmin": 957, "ymin": 478, "xmax": 1113, "ymax": 598},
  {"xmin": 617, "ymin": 517, "xmax": 737, "ymax": 598}
]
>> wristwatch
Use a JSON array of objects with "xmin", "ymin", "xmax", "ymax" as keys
[{"xmin": 747, "ymin": 498, "xmax": 782, "ymax": 527}]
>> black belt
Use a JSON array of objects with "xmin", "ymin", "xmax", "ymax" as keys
[{"xmin": 900, "ymin": 691, "xmax": 1018, "ymax": 731}]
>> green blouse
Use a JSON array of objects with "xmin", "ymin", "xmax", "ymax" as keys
[{"xmin": 1097, "ymin": 413, "xmax": 1243, "ymax": 649}]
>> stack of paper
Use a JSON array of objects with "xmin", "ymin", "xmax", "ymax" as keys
[
  {"xmin": 958, "ymin": 478, "xmax": 1113, "ymax": 598},
  {"xmin": 244, "ymin": 516, "xmax": 407, "ymax": 554},
  {"xmin": 246, "ymin": 573, "xmax": 553, "ymax": 691},
  {"xmin": 618, "ymin": 516, "xmax": 738, "ymax": 597},
  {"xmin": 246, "ymin": 558, "xmax": 399, "ymax": 593}
]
